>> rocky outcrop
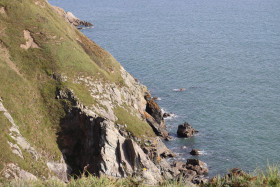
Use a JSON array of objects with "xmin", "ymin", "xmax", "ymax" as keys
[
  {"xmin": 52, "ymin": 6, "xmax": 93, "ymax": 28},
  {"xmin": 177, "ymin": 122, "xmax": 198, "ymax": 138},
  {"xmin": 186, "ymin": 159, "xmax": 208, "ymax": 175},
  {"xmin": 56, "ymin": 89, "xmax": 170, "ymax": 185},
  {"xmin": 144, "ymin": 93, "xmax": 170, "ymax": 140},
  {"xmin": 20, "ymin": 30, "xmax": 40, "ymax": 50},
  {"xmin": 0, "ymin": 100, "xmax": 39, "ymax": 160},
  {"xmin": 172, "ymin": 159, "xmax": 208, "ymax": 184}
]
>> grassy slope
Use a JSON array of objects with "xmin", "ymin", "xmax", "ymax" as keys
[{"xmin": 0, "ymin": 0, "xmax": 154, "ymax": 179}]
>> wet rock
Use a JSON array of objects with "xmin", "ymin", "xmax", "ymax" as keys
[
  {"xmin": 177, "ymin": 122, "xmax": 198, "ymax": 138},
  {"xmin": 190, "ymin": 149, "xmax": 200, "ymax": 155},
  {"xmin": 163, "ymin": 113, "xmax": 171, "ymax": 118}
]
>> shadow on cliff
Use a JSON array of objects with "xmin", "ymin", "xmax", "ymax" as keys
[{"xmin": 56, "ymin": 105, "xmax": 106, "ymax": 177}]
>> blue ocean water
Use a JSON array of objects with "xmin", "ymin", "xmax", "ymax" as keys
[{"xmin": 49, "ymin": 0, "xmax": 280, "ymax": 176}]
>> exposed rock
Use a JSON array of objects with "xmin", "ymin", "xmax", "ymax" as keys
[
  {"xmin": 7, "ymin": 141, "xmax": 23, "ymax": 159},
  {"xmin": 4, "ymin": 163, "xmax": 37, "ymax": 181},
  {"xmin": 34, "ymin": 0, "xmax": 46, "ymax": 8},
  {"xmin": 145, "ymin": 112, "xmax": 169, "ymax": 139},
  {"xmin": 52, "ymin": 6, "xmax": 93, "ymax": 28},
  {"xmin": 156, "ymin": 137, "xmax": 176, "ymax": 158},
  {"xmin": 177, "ymin": 122, "xmax": 198, "ymax": 138},
  {"xmin": 172, "ymin": 161, "xmax": 186, "ymax": 176},
  {"xmin": 57, "ymin": 89, "xmax": 164, "ymax": 185},
  {"xmin": 0, "ymin": 7, "xmax": 6, "ymax": 14},
  {"xmin": 190, "ymin": 149, "xmax": 200, "ymax": 155},
  {"xmin": 47, "ymin": 160, "xmax": 71, "ymax": 182},
  {"xmin": 20, "ymin": 30, "xmax": 40, "ymax": 50},
  {"xmin": 0, "ymin": 101, "xmax": 39, "ymax": 160},
  {"xmin": 143, "ymin": 93, "xmax": 172, "ymax": 140},
  {"xmin": 186, "ymin": 159, "xmax": 208, "ymax": 175},
  {"xmin": 172, "ymin": 159, "xmax": 208, "ymax": 184},
  {"xmin": 66, "ymin": 12, "xmax": 93, "ymax": 27},
  {"xmin": 145, "ymin": 93, "xmax": 164, "ymax": 124}
]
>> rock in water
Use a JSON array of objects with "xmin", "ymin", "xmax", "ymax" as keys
[
  {"xmin": 163, "ymin": 113, "xmax": 171, "ymax": 118},
  {"xmin": 190, "ymin": 149, "xmax": 200, "ymax": 155},
  {"xmin": 177, "ymin": 122, "xmax": 198, "ymax": 138}
]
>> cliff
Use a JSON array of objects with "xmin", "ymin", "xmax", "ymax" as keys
[{"xmin": 0, "ymin": 0, "xmax": 176, "ymax": 185}]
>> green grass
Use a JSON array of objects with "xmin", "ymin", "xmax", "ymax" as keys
[
  {"xmin": 1, "ymin": 164, "xmax": 280, "ymax": 186},
  {"xmin": 1, "ymin": 173, "xmax": 146, "ymax": 187},
  {"xmin": 114, "ymin": 106, "xmax": 155, "ymax": 139}
]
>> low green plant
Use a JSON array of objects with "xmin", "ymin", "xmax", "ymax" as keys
[{"xmin": 114, "ymin": 106, "xmax": 155, "ymax": 139}]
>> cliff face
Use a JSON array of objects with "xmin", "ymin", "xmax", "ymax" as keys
[{"xmin": 0, "ymin": 0, "xmax": 173, "ymax": 184}]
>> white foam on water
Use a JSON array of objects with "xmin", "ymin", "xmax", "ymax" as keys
[{"xmin": 198, "ymin": 150, "xmax": 207, "ymax": 155}]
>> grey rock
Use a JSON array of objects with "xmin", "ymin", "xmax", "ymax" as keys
[
  {"xmin": 4, "ymin": 163, "xmax": 37, "ymax": 181},
  {"xmin": 47, "ymin": 160, "xmax": 71, "ymax": 182},
  {"xmin": 52, "ymin": 6, "xmax": 93, "ymax": 28},
  {"xmin": 7, "ymin": 141, "xmax": 23, "ymax": 159}
]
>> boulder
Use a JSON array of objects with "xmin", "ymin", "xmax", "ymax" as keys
[
  {"xmin": 186, "ymin": 159, "xmax": 208, "ymax": 175},
  {"xmin": 177, "ymin": 122, "xmax": 198, "ymax": 138},
  {"xmin": 190, "ymin": 149, "xmax": 200, "ymax": 155}
]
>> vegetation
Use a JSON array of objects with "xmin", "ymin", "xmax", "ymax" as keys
[
  {"xmin": 0, "ymin": 0, "xmax": 141, "ymax": 180},
  {"xmin": 1, "ymin": 164, "xmax": 280, "ymax": 186},
  {"xmin": 114, "ymin": 106, "xmax": 155, "ymax": 139},
  {"xmin": 202, "ymin": 164, "xmax": 280, "ymax": 187}
]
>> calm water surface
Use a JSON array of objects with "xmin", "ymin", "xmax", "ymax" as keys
[{"xmin": 49, "ymin": 0, "xmax": 280, "ymax": 176}]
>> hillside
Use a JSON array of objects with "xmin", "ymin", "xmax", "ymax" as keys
[{"xmin": 0, "ymin": 0, "xmax": 175, "ymax": 184}]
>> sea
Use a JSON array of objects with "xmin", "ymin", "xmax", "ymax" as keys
[{"xmin": 49, "ymin": 0, "xmax": 280, "ymax": 177}]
